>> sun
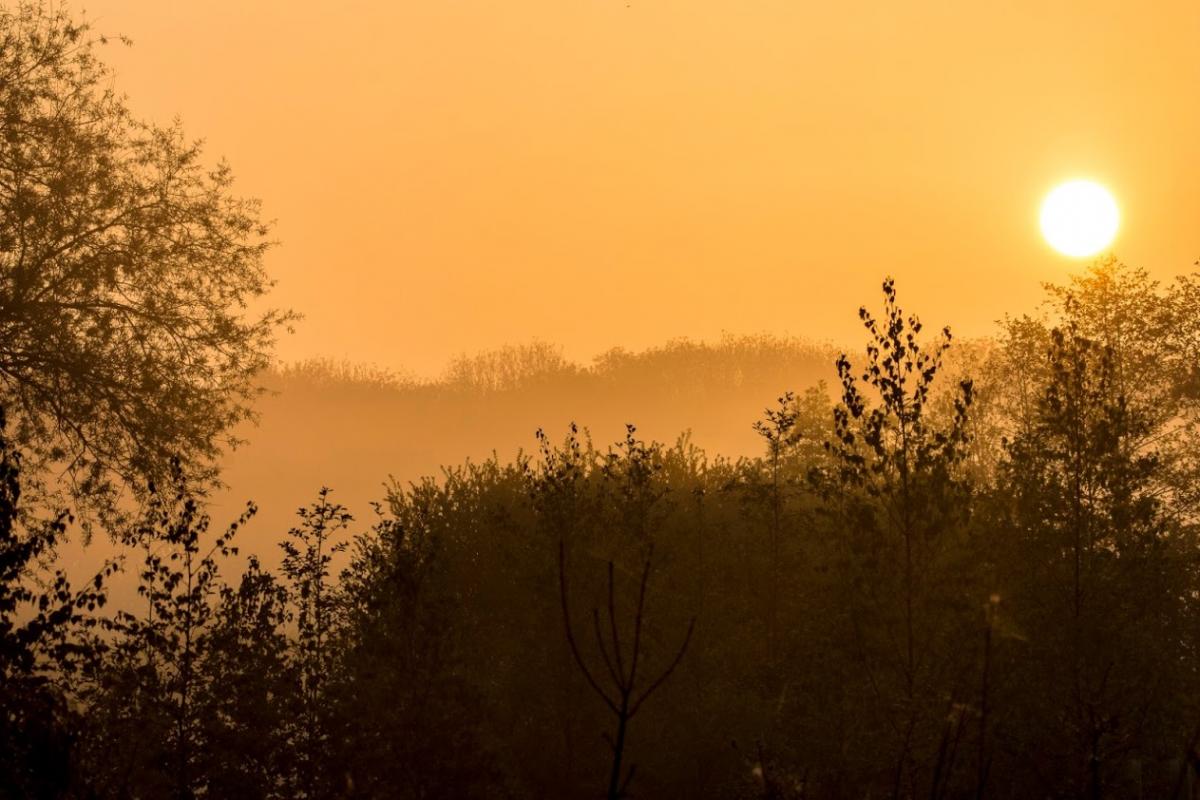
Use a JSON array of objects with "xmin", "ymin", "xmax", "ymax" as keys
[{"xmin": 1039, "ymin": 180, "xmax": 1119, "ymax": 258}]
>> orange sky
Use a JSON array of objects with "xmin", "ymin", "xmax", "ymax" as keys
[{"xmin": 83, "ymin": 1, "xmax": 1200, "ymax": 376}]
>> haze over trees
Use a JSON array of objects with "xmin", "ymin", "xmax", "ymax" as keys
[
  {"xmin": 5, "ymin": 3, "xmax": 1200, "ymax": 799},
  {"xmin": 214, "ymin": 333, "xmax": 841, "ymax": 551}
]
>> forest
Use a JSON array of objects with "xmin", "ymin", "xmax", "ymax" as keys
[
  {"xmin": 4, "ymin": 3, "xmax": 1200, "ymax": 799},
  {"xmin": 9, "ymin": 254, "xmax": 1200, "ymax": 798}
]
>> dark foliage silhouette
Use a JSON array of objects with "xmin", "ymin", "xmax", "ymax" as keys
[{"xmin": 0, "ymin": 407, "xmax": 113, "ymax": 798}]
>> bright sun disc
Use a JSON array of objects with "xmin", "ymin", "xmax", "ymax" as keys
[{"xmin": 1040, "ymin": 180, "xmax": 1119, "ymax": 258}]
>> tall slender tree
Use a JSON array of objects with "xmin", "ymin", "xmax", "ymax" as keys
[
  {"xmin": 819, "ymin": 278, "xmax": 976, "ymax": 799},
  {"xmin": 279, "ymin": 489, "xmax": 351, "ymax": 798}
]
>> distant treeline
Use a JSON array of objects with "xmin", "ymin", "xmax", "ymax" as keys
[
  {"xmin": 216, "ymin": 333, "xmax": 845, "ymax": 550},
  {"xmin": 7, "ymin": 261, "xmax": 1200, "ymax": 798}
]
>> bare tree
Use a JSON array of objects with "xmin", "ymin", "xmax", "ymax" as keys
[{"xmin": 558, "ymin": 541, "xmax": 695, "ymax": 800}]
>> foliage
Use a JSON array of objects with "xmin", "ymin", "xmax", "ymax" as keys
[
  {"xmin": 327, "ymin": 492, "xmax": 499, "ymax": 798},
  {"xmin": 985, "ymin": 323, "xmax": 1197, "ymax": 797},
  {"xmin": 79, "ymin": 463, "xmax": 254, "ymax": 798},
  {"xmin": 3, "ymin": 262, "xmax": 1200, "ymax": 799},
  {"xmin": 278, "ymin": 489, "xmax": 350, "ymax": 798},
  {"xmin": 0, "ymin": 1, "xmax": 292, "ymax": 528},
  {"xmin": 0, "ymin": 407, "xmax": 113, "ymax": 798}
]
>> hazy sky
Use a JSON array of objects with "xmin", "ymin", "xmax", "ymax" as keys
[{"xmin": 84, "ymin": 1, "xmax": 1200, "ymax": 376}]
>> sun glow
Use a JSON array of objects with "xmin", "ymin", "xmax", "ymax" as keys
[{"xmin": 1040, "ymin": 180, "xmax": 1120, "ymax": 258}]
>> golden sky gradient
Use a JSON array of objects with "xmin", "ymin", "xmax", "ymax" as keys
[{"xmin": 84, "ymin": 1, "xmax": 1200, "ymax": 376}]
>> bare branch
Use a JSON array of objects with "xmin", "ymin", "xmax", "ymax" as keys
[
  {"xmin": 591, "ymin": 607, "xmax": 622, "ymax": 688},
  {"xmin": 607, "ymin": 560, "xmax": 627, "ymax": 688},
  {"xmin": 631, "ymin": 616, "xmax": 696, "ymax": 717},
  {"xmin": 558, "ymin": 540, "xmax": 618, "ymax": 714}
]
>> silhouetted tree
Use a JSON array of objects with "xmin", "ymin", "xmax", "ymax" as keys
[
  {"xmin": 0, "ymin": 406, "xmax": 113, "ymax": 798},
  {"xmin": 817, "ymin": 277, "xmax": 977, "ymax": 799},
  {"xmin": 199, "ymin": 556, "xmax": 293, "ymax": 798},
  {"xmin": 559, "ymin": 541, "xmax": 695, "ymax": 799},
  {"xmin": 327, "ymin": 491, "xmax": 500, "ymax": 798},
  {"xmin": 0, "ymin": 2, "xmax": 291, "ymax": 528},
  {"xmin": 753, "ymin": 392, "xmax": 800, "ymax": 663},
  {"xmin": 527, "ymin": 424, "xmax": 594, "ymax": 793},
  {"xmin": 987, "ymin": 258, "xmax": 1200, "ymax": 518},
  {"xmin": 988, "ymin": 324, "xmax": 1197, "ymax": 798},
  {"xmin": 279, "ymin": 489, "xmax": 351, "ymax": 798},
  {"xmin": 81, "ymin": 464, "xmax": 254, "ymax": 798}
]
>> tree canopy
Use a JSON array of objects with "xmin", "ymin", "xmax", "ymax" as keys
[{"xmin": 0, "ymin": 2, "xmax": 291, "ymax": 525}]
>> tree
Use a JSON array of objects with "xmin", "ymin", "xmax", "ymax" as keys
[
  {"xmin": 986, "ymin": 258, "xmax": 1200, "ymax": 519},
  {"xmin": 817, "ymin": 277, "xmax": 978, "ymax": 799},
  {"xmin": 0, "ymin": 406, "xmax": 113, "ymax": 798},
  {"xmin": 752, "ymin": 392, "xmax": 800, "ymax": 664},
  {"xmin": 558, "ymin": 542, "xmax": 695, "ymax": 800},
  {"xmin": 989, "ymin": 325, "xmax": 1197, "ymax": 798},
  {"xmin": 199, "ymin": 557, "xmax": 294, "ymax": 799},
  {"xmin": 82, "ymin": 465, "xmax": 254, "ymax": 799},
  {"xmin": 0, "ymin": 2, "xmax": 291, "ymax": 526},
  {"xmin": 329, "ymin": 494, "xmax": 499, "ymax": 799},
  {"xmin": 279, "ymin": 489, "xmax": 351, "ymax": 798},
  {"xmin": 546, "ymin": 426, "xmax": 698, "ymax": 799}
]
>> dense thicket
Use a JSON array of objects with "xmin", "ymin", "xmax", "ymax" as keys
[{"xmin": 6, "ymin": 259, "xmax": 1200, "ymax": 798}]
